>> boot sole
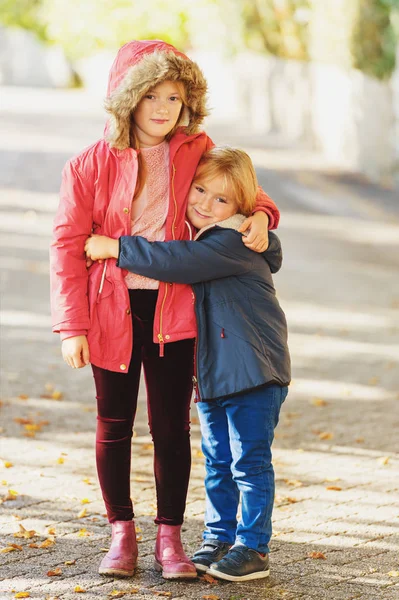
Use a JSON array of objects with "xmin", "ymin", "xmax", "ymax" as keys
[
  {"xmin": 154, "ymin": 559, "xmax": 197, "ymax": 579},
  {"xmin": 207, "ymin": 567, "xmax": 270, "ymax": 581},
  {"xmin": 192, "ymin": 562, "xmax": 209, "ymax": 573},
  {"xmin": 99, "ymin": 566, "xmax": 136, "ymax": 577}
]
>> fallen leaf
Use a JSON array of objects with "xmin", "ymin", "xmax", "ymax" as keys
[
  {"xmin": 100, "ymin": 547, "xmax": 109, "ymax": 552},
  {"xmin": 378, "ymin": 456, "xmax": 390, "ymax": 466},
  {"xmin": 78, "ymin": 528, "xmax": 90, "ymax": 537},
  {"xmin": 45, "ymin": 383, "xmax": 54, "ymax": 392},
  {"xmin": 51, "ymin": 391, "xmax": 63, "ymax": 400},
  {"xmin": 1, "ymin": 480, "xmax": 7, "ymax": 485},
  {"xmin": 4, "ymin": 461, "xmax": 13, "ymax": 468},
  {"xmin": 318, "ymin": 432, "xmax": 334, "ymax": 440},
  {"xmin": 82, "ymin": 478, "xmax": 91, "ymax": 485},
  {"xmin": 135, "ymin": 526, "xmax": 142, "ymax": 533},
  {"xmin": 18, "ymin": 394, "xmax": 29, "ymax": 400},
  {"xmin": 387, "ymin": 571, "xmax": 399, "ymax": 577},
  {"xmin": 14, "ymin": 524, "xmax": 36, "ymax": 539},
  {"xmin": 78, "ymin": 508, "xmax": 87, "ymax": 519},
  {"xmin": 368, "ymin": 376, "xmax": 379, "ymax": 386},
  {"xmin": 203, "ymin": 596, "xmax": 221, "ymax": 600},
  {"xmin": 74, "ymin": 587, "xmax": 86, "ymax": 593},
  {"xmin": 152, "ymin": 593, "xmax": 172, "ymax": 598},
  {"xmin": 40, "ymin": 538, "xmax": 55, "ymax": 548},
  {"xmin": 108, "ymin": 592, "xmax": 127, "ymax": 598},
  {"xmin": 47, "ymin": 527, "xmax": 56, "ymax": 535},
  {"xmin": 5, "ymin": 489, "xmax": 18, "ymax": 501},
  {"xmin": 1, "ymin": 546, "xmax": 19, "ymax": 553},
  {"xmin": 81, "ymin": 498, "xmax": 90, "ymax": 504},
  {"xmin": 24, "ymin": 424, "xmax": 41, "ymax": 432},
  {"xmin": 326, "ymin": 486, "xmax": 342, "ymax": 491},
  {"xmin": 202, "ymin": 573, "xmax": 218, "ymax": 584},
  {"xmin": 29, "ymin": 543, "xmax": 39, "ymax": 548},
  {"xmin": 56, "ymin": 457, "xmax": 64, "ymax": 465},
  {"xmin": 9, "ymin": 543, "xmax": 23, "ymax": 550},
  {"xmin": 309, "ymin": 551, "xmax": 326, "ymax": 559},
  {"xmin": 47, "ymin": 568, "xmax": 62, "ymax": 576},
  {"xmin": 14, "ymin": 593, "xmax": 30, "ymax": 598},
  {"xmin": 310, "ymin": 397, "xmax": 328, "ymax": 407},
  {"xmin": 285, "ymin": 479, "xmax": 303, "ymax": 487},
  {"xmin": 65, "ymin": 560, "xmax": 76, "ymax": 565},
  {"xmin": 355, "ymin": 437, "xmax": 365, "ymax": 443},
  {"xmin": 286, "ymin": 497, "xmax": 298, "ymax": 504},
  {"xmin": 324, "ymin": 477, "xmax": 341, "ymax": 483},
  {"xmin": 195, "ymin": 450, "xmax": 204, "ymax": 458}
]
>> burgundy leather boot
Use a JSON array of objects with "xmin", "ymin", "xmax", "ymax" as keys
[
  {"xmin": 154, "ymin": 524, "xmax": 197, "ymax": 579},
  {"xmin": 99, "ymin": 520, "xmax": 138, "ymax": 577}
]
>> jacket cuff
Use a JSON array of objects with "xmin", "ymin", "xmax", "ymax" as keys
[
  {"xmin": 60, "ymin": 330, "xmax": 87, "ymax": 341},
  {"xmin": 252, "ymin": 207, "xmax": 274, "ymax": 229},
  {"xmin": 116, "ymin": 237, "xmax": 122, "ymax": 267}
]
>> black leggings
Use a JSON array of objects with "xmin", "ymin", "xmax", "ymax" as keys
[{"xmin": 92, "ymin": 290, "xmax": 195, "ymax": 524}]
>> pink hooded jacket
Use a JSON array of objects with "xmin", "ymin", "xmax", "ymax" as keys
[{"xmin": 50, "ymin": 40, "xmax": 280, "ymax": 373}]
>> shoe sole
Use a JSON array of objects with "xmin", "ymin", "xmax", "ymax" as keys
[
  {"xmin": 154, "ymin": 559, "xmax": 197, "ymax": 579},
  {"xmin": 99, "ymin": 567, "xmax": 135, "ymax": 577},
  {"xmin": 192, "ymin": 562, "xmax": 209, "ymax": 573},
  {"xmin": 207, "ymin": 567, "xmax": 270, "ymax": 582}
]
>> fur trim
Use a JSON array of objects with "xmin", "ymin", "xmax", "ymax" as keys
[
  {"xmin": 194, "ymin": 214, "xmax": 247, "ymax": 240},
  {"xmin": 105, "ymin": 50, "xmax": 208, "ymax": 150}
]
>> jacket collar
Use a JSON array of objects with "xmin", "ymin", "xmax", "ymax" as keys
[{"xmin": 194, "ymin": 214, "xmax": 247, "ymax": 240}]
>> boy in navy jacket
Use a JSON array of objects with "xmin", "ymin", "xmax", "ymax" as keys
[{"xmin": 85, "ymin": 147, "xmax": 291, "ymax": 581}]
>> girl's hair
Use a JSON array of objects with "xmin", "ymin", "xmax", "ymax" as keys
[
  {"xmin": 194, "ymin": 147, "xmax": 258, "ymax": 216},
  {"xmin": 130, "ymin": 81, "xmax": 188, "ymax": 200}
]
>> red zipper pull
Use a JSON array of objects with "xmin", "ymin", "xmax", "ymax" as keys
[{"xmin": 220, "ymin": 328, "xmax": 225, "ymax": 338}]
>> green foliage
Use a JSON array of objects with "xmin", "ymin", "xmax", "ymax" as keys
[
  {"xmin": 240, "ymin": 0, "xmax": 310, "ymax": 60},
  {"xmin": 351, "ymin": 0, "xmax": 398, "ymax": 80},
  {"xmin": 0, "ymin": 0, "xmax": 47, "ymax": 40}
]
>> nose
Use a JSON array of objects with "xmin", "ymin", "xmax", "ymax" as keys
[
  {"xmin": 199, "ymin": 195, "xmax": 213, "ymax": 212},
  {"xmin": 156, "ymin": 100, "xmax": 168, "ymax": 115}
]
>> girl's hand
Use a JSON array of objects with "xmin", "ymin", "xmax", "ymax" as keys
[
  {"xmin": 85, "ymin": 235, "xmax": 119, "ymax": 261},
  {"xmin": 62, "ymin": 335, "xmax": 90, "ymax": 369},
  {"xmin": 238, "ymin": 211, "xmax": 269, "ymax": 253}
]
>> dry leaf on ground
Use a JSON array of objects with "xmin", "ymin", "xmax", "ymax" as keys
[
  {"xmin": 378, "ymin": 456, "xmax": 390, "ymax": 465},
  {"xmin": 309, "ymin": 551, "xmax": 326, "ymax": 559},
  {"xmin": 65, "ymin": 560, "xmax": 76, "ymax": 565},
  {"xmin": 78, "ymin": 528, "xmax": 91, "ymax": 537},
  {"xmin": 326, "ymin": 485, "xmax": 342, "ymax": 491},
  {"xmin": 47, "ymin": 527, "xmax": 56, "ymax": 536},
  {"xmin": 40, "ymin": 538, "xmax": 55, "ymax": 548},
  {"xmin": 203, "ymin": 596, "xmax": 220, "ymax": 600},
  {"xmin": 18, "ymin": 394, "xmax": 29, "ymax": 400},
  {"xmin": 74, "ymin": 587, "xmax": 86, "ymax": 593},
  {"xmin": 201, "ymin": 573, "xmax": 218, "ymax": 584},
  {"xmin": 14, "ymin": 593, "xmax": 30, "ymax": 598},
  {"xmin": 388, "ymin": 571, "xmax": 399, "ymax": 577},
  {"xmin": 4, "ymin": 461, "xmax": 13, "ymax": 468},
  {"xmin": 81, "ymin": 498, "xmax": 90, "ymax": 504},
  {"xmin": 1, "ymin": 546, "xmax": 19, "ymax": 553},
  {"xmin": 310, "ymin": 397, "xmax": 328, "ymax": 407},
  {"xmin": 29, "ymin": 543, "xmax": 39, "ymax": 548},
  {"xmin": 108, "ymin": 592, "xmax": 127, "ymax": 598},
  {"xmin": 14, "ymin": 524, "xmax": 36, "ymax": 539},
  {"xmin": 56, "ymin": 457, "xmax": 64, "ymax": 465},
  {"xmin": 318, "ymin": 432, "xmax": 333, "ymax": 440},
  {"xmin": 47, "ymin": 568, "xmax": 62, "ymax": 577},
  {"xmin": 78, "ymin": 508, "xmax": 87, "ymax": 519}
]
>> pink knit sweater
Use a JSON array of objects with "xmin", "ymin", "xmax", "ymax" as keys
[{"xmin": 125, "ymin": 140, "xmax": 170, "ymax": 289}]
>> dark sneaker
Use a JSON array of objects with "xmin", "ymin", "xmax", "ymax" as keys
[
  {"xmin": 191, "ymin": 540, "xmax": 232, "ymax": 573},
  {"xmin": 208, "ymin": 544, "xmax": 270, "ymax": 581}
]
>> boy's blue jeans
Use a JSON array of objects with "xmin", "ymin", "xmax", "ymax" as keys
[{"xmin": 196, "ymin": 384, "xmax": 288, "ymax": 554}]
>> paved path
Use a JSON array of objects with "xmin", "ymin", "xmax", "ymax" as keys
[{"xmin": 1, "ymin": 88, "xmax": 399, "ymax": 600}]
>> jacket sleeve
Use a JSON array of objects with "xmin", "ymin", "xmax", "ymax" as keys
[
  {"xmin": 50, "ymin": 159, "xmax": 94, "ymax": 335},
  {"xmin": 205, "ymin": 135, "xmax": 280, "ymax": 229},
  {"xmin": 265, "ymin": 232, "xmax": 283, "ymax": 274},
  {"xmin": 117, "ymin": 230, "xmax": 255, "ymax": 284}
]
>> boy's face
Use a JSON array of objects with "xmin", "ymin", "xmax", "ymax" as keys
[
  {"xmin": 133, "ymin": 80, "xmax": 183, "ymax": 147},
  {"xmin": 186, "ymin": 173, "xmax": 239, "ymax": 229}
]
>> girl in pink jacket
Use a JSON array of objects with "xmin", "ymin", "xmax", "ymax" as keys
[{"xmin": 50, "ymin": 39, "xmax": 280, "ymax": 580}]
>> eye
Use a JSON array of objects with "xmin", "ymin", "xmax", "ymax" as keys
[
  {"xmin": 195, "ymin": 186, "xmax": 205, "ymax": 194},
  {"xmin": 169, "ymin": 96, "xmax": 181, "ymax": 102},
  {"xmin": 145, "ymin": 94, "xmax": 155, "ymax": 100},
  {"xmin": 216, "ymin": 197, "xmax": 227, "ymax": 204}
]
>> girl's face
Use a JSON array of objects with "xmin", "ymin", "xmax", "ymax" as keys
[
  {"xmin": 132, "ymin": 80, "xmax": 183, "ymax": 147},
  {"xmin": 186, "ymin": 173, "xmax": 239, "ymax": 230}
]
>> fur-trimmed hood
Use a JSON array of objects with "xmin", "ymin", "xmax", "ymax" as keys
[{"xmin": 104, "ymin": 40, "xmax": 209, "ymax": 150}]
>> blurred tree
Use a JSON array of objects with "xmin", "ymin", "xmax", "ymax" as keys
[
  {"xmin": 351, "ymin": 0, "xmax": 398, "ymax": 80},
  {"xmin": 0, "ymin": 0, "xmax": 47, "ymax": 40},
  {"xmin": 240, "ymin": 0, "xmax": 310, "ymax": 60}
]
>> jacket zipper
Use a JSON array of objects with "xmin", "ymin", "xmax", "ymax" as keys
[
  {"xmin": 192, "ymin": 289, "xmax": 201, "ymax": 402},
  {"xmin": 157, "ymin": 162, "xmax": 177, "ymax": 357}
]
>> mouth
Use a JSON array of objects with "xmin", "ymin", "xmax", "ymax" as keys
[
  {"xmin": 193, "ymin": 208, "xmax": 212, "ymax": 219},
  {"xmin": 151, "ymin": 119, "xmax": 169, "ymax": 124}
]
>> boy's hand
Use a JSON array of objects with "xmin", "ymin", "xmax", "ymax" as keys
[
  {"xmin": 238, "ymin": 211, "xmax": 269, "ymax": 253},
  {"xmin": 84, "ymin": 235, "xmax": 119, "ymax": 261},
  {"xmin": 62, "ymin": 335, "xmax": 90, "ymax": 369}
]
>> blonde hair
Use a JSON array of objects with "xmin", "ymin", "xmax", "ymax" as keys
[
  {"xmin": 131, "ymin": 81, "xmax": 187, "ymax": 199},
  {"xmin": 194, "ymin": 147, "xmax": 258, "ymax": 216}
]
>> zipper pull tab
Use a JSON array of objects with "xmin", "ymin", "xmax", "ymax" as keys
[{"xmin": 158, "ymin": 334, "xmax": 165, "ymax": 358}]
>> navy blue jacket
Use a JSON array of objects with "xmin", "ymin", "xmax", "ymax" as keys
[{"xmin": 118, "ymin": 216, "xmax": 291, "ymax": 401}]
